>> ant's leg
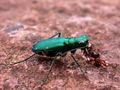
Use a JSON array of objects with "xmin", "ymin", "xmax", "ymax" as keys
[
  {"xmin": 9, "ymin": 53, "xmax": 36, "ymax": 66},
  {"xmin": 82, "ymin": 49, "xmax": 91, "ymax": 61},
  {"xmin": 49, "ymin": 32, "xmax": 62, "ymax": 39}
]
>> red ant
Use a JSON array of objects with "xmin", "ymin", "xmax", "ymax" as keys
[{"xmin": 82, "ymin": 43, "xmax": 108, "ymax": 68}]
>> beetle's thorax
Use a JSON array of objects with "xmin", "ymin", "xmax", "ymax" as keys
[
  {"xmin": 65, "ymin": 35, "xmax": 89, "ymax": 49},
  {"xmin": 64, "ymin": 37, "xmax": 80, "ymax": 49},
  {"xmin": 66, "ymin": 37, "xmax": 77, "ymax": 45}
]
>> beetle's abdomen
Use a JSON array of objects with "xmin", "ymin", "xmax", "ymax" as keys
[{"xmin": 32, "ymin": 38, "xmax": 67, "ymax": 54}]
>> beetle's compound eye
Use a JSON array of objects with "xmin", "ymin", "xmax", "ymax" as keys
[
  {"xmin": 79, "ymin": 41, "xmax": 85, "ymax": 44},
  {"xmin": 79, "ymin": 40, "xmax": 88, "ymax": 46}
]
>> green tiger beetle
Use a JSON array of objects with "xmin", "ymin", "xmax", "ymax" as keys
[{"xmin": 9, "ymin": 33, "xmax": 108, "ymax": 85}]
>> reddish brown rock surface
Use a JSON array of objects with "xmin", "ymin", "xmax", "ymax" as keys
[{"xmin": 0, "ymin": 0, "xmax": 120, "ymax": 90}]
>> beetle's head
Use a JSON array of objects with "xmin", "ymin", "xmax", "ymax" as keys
[{"xmin": 76, "ymin": 35, "xmax": 89, "ymax": 49}]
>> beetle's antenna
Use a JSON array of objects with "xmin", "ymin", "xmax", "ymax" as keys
[{"xmin": 9, "ymin": 53, "xmax": 36, "ymax": 65}]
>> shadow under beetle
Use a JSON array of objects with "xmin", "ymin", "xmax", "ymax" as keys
[{"xmin": 9, "ymin": 33, "xmax": 108, "ymax": 86}]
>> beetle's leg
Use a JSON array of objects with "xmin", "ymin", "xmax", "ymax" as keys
[
  {"xmin": 49, "ymin": 32, "xmax": 62, "ymax": 39},
  {"xmin": 9, "ymin": 50, "xmax": 47, "ymax": 66},
  {"xmin": 71, "ymin": 49, "xmax": 76, "ymax": 54},
  {"xmin": 40, "ymin": 59, "xmax": 55, "ymax": 86},
  {"xmin": 40, "ymin": 52, "xmax": 65, "ymax": 86},
  {"xmin": 8, "ymin": 53, "xmax": 36, "ymax": 66},
  {"xmin": 70, "ymin": 50, "xmax": 88, "ymax": 79},
  {"xmin": 71, "ymin": 53, "xmax": 86, "ymax": 75}
]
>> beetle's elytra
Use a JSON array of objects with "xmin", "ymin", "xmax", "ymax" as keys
[{"xmin": 32, "ymin": 35, "xmax": 89, "ymax": 56}]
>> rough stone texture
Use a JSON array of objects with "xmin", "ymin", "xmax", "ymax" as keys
[{"xmin": 0, "ymin": 0, "xmax": 120, "ymax": 90}]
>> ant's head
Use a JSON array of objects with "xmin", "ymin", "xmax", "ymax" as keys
[{"xmin": 76, "ymin": 35, "xmax": 89, "ymax": 49}]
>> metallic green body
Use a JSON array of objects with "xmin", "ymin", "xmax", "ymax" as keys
[{"xmin": 32, "ymin": 35, "xmax": 89, "ymax": 56}]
